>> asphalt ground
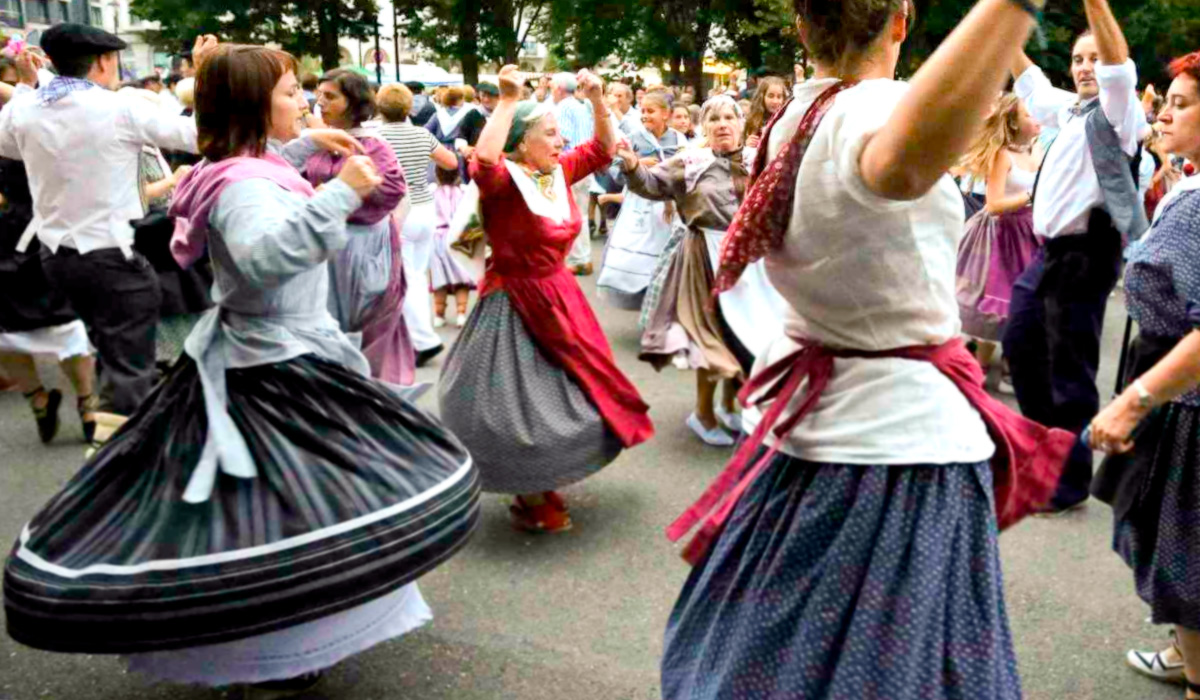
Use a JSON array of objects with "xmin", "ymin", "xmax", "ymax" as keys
[{"xmin": 0, "ymin": 244, "xmax": 1184, "ymax": 700}]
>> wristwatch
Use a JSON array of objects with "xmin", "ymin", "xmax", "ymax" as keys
[{"xmin": 1133, "ymin": 379, "xmax": 1154, "ymax": 409}]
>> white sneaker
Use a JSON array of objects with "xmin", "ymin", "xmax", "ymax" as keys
[
  {"xmin": 455, "ymin": 314, "xmax": 467, "ymax": 328},
  {"xmin": 1126, "ymin": 647, "xmax": 1186, "ymax": 684},
  {"xmin": 715, "ymin": 407, "xmax": 742, "ymax": 434},
  {"xmin": 687, "ymin": 413, "xmax": 735, "ymax": 447},
  {"xmin": 433, "ymin": 317, "xmax": 446, "ymax": 329}
]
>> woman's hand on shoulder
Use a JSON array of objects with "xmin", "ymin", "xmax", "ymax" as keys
[
  {"xmin": 308, "ymin": 129, "xmax": 365, "ymax": 157},
  {"xmin": 337, "ymin": 155, "xmax": 383, "ymax": 200}
]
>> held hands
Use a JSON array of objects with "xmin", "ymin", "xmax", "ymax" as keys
[
  {"xmin": 15, "ymin": 50, "xmax": 40, "ymax": 87},
  {"xmin": 308, "ymin": 129, "xmax": 365, "ymax": 157},
  {"xmin": 170, "ymin": 165, "xmax": 193, "ymax": 187},
  {"xmin": 191, "ymin": 35, "xmax": 219, "ymax": 69},
  {"xmin": 498, "ymin": 65, "xmax": 524, "ymax": 101},
  {"xmin": 337, "ymin": 155, "xmax": 383, "ymax": 200},
  {"xmin": 615, "ymin": 140, "xmax": 639, "ymax": 172}
]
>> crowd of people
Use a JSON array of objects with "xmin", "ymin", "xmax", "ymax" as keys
[{"xmin": 2, "ymin": 0, "xmax": 1200, "ymax": 695}]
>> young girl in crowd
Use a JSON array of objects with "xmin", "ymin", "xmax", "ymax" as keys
[
  {"xmin": 430, "ymin": 166, "xmax": 477, "ymax": 327},
  {"xmin": 956, "ymin": 92, "xmax": 1042, "ymax": 372},
  {"xmin": 742, "ymin": 76, "xmax": 789, "ymax": 149},
  {"xmin": 597, "ymin": 91, "xmax": 688, "ymax": 309},
  {"xmin": 671, "ymin": 104, "xmax": 696, "ymax": 141}
]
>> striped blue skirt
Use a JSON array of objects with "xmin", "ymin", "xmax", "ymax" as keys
[{"xmin": 662, "ymin": 454, "xmax": 1021, "ymax": 700}]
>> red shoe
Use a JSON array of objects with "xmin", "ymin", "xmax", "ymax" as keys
[{"xmin": 510, "ymin": 494, "xmax": 573, "ymax": 533}]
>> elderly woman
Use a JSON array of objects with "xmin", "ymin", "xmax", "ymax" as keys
[
  {"xmin": 308, "ymin": 69, "xmax": 413, "ymax": 384},
  {"xmin": 618, "ymin": 95, "xmax": 786, "ymax": 447},
  {"xmin": 439, "ymin": 65, "xmax": 653, "ymax": 533},
  {"xmin": 4, "ymin": 42, "xmax": 478, "ymax": 693},
  {"xmin": 377, "ymin": 82, "xmax": 460, "ymax": 364},
  {"xmin": 1089, "ymin": 50, "xmax": 1200, "ymax": 700},
  {"xmin": 658, "ymin": 0, "xmax": 1073, "ymax": 697}
]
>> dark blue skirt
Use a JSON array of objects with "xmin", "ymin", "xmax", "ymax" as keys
[{"xmin": 662, "ymin": 454, "xmax": 1021, "ymax": 700}]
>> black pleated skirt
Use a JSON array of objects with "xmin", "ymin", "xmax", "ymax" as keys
[{"xmin": 4, "ymin": 354, "xmax": 480, "ymax": 654}]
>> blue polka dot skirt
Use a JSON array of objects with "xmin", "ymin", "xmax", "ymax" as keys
[
  {"xmin": 1113, "ymin": 403, "xmax": 1200, "ymax": 630},
  {"xmin": 661, "ymin": 453, "xmax": 1022, "ymax": 700}
]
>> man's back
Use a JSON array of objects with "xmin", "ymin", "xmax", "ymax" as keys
[{"xmin": 0, "ymin": 85, "xmax": 196, "ymax": 254}]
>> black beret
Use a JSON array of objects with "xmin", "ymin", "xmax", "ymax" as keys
[{"xmin": 40, "ymin": 23, "xmax": 127, "ymax": 64}]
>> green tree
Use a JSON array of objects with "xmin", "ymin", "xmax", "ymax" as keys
[
  {"xmin": 396, "ymin": 0, "xmax": 552, "ymax": 84},
  {"xmin": 132, "ymin": 0, "xmax": 380, "ymax": 70}
]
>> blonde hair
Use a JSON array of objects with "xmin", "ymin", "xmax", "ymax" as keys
[
  {"xmin": 376, "ymin": 83, "xmax": 414, "ymax": 122},
  {"xmin": 174, "ymin": 77, "xmax": 195, "ymax": 109},
  {"xmin": 462, "ymin": 84, "xmax": 476, "ymax": 103},
  {"xmin": 961, "ymin": 93, "xmax": 1024, "ymax": 182}
]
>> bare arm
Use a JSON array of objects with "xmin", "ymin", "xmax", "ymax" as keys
[
  {"xmin": 859, "ymin": 0, "xmax": 1036, "ymax": 201},
  {"xmin": 1084, "ymin": 0, "xmax": 1129, "ymax": 66},
  {"xmin": 475, "ymin": 65, "xmax": 523, "ymax": 166},
  {"xmin": 984, "ymin": 151, "xmax": 1032, "ymax": 214},
  {"xmin": 1011, "ymin": 51, "xmax": 1034, "ymax": 82},
  {"xmin": 432, "ymin": 144, "xmax": 459, "ymax": 171},
  {"xmin": 578, "ymin": 70, "xmax": 616, "ymax": 157}
]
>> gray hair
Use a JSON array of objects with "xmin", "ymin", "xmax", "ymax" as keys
[
  {"xmin": 552, "ymin": 72, "xmax": 578, "ymax": 93},
  {"xmin": 608, "ymin": 82, "xmax": 632, "ymax": 99},
  {"xmin": 700, "ymin": 94, "xmax": 744, "ymax": 124}
]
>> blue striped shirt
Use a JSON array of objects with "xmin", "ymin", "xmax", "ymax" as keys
[{"xmin": 555, "ymin": 96, "xmax": 594, "ymax": 152}]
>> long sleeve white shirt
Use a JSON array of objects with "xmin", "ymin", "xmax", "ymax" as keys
[
  {"xmin": 0, "ymin": 85, "xmax": 198, "ymax": 254},
  {"xmin": 1015, "ymin": 60, "xmax": 1145, "ymax": 239}
]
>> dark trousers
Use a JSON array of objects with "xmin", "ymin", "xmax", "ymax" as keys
[
  {"xmin": 41, "ymin": 246, "xmax": 161, "ymax": 415},
  {"xmin": 1002, "ymin": 211, "xmax": 1123, "ymax": 508}
]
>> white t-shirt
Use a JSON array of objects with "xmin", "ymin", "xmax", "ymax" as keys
[{"xmin": 742, "ymin": 78, "xmax": 994, "ymax": 466}]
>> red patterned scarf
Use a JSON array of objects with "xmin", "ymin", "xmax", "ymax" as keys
[{"xmin": 714, "ymin": 81, "xmax": 857, "ymax": 294}]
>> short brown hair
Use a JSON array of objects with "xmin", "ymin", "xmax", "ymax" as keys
[
  {"xmin": 376, "ymin": 83, "xmax": 414, "ymax": 122},
  {"xmin": 443, "ymin": 85, "xmax": 464, "ymax": 107},
  {"xmin": 319, "ymin": 69, "xmax": 376, "ymax": 127},
  {"xmin": 196, "ymin": 44, "xmax": 298, "ymax": 162},
  {"xmin": 794, "ymin": 0, "xmax": 912, "ymax": 70}
]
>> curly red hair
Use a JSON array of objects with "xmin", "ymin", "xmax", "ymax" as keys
[{"xmin": 1169, "ymin": 51, "xmax": 1200, "ymax": 86}]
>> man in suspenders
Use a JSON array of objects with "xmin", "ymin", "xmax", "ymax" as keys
[
  {"xmin": 0, "ymin": 25, "xmax": 204, "ymax": 415},
  {"xmin": 1002, "ymin": 0, "xmax": 1147, "ymax": 513}
]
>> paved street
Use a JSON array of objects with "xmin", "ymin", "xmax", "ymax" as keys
[{"xmin": 0, "ymin": 246, "xmax": 1183, "ymax": 700}]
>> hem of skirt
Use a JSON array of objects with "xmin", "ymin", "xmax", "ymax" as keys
[
  {"xmin": 477, "ymin": 455, "xmax": 621, "ymax": 495},
  {"xmin": 122, "ymin": 586, "xmax": 432, "ymax": 686}
]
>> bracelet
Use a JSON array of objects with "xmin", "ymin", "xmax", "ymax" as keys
[
  {"xmin": 1132, "ymin": 379, "xmax": 1154, "ymax": 409},
  {"xmin": 1007, "ymin": 0, "xmax": 1043, "ymax": 17}
]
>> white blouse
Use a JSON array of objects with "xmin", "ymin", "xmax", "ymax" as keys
[{"xmin": 744, "ymin": 78, "xmax": 994, "ymax": 466}]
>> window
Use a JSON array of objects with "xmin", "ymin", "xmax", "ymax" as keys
[
  {"xmin": 89, "ymin": 4, "xmax": 101, "ymax": 24},
  {"xmin": 57, "ymin": 0, "xmax": 69, "ymax": 22},
  {"xmin": 0, "ymin": 0, "xmax": 21, "ymax": 27},
  {"xmin": 36, "ymin": 0, "xmax": 51, "ymax": 23}
]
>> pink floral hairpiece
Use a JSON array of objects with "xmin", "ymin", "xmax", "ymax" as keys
[{"xmin": 3, "ymin": 38, "xmax": 26, "ymax": 58}]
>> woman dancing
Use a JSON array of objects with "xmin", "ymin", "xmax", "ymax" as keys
[
  {"xmin": 308, "ymin": 69, "xmax": 414, "ymax": 384},
  {"xmin": 439, "ymin": 65, "xmax": 653, "ymax": 534},
  {"xmin": 660, "ymin": 0, "xmax": 1074, "ymax": 697},
  {"xmin": 1089, "ymin": 49, "xmax": 1200, "ymax": 700},
  {"xmin": 4, "ymin": 42, "xmax": 479, "ymax": 695},
  {"xmin": 956, "ymin": 93, "xmax": 1043, "ymax": 368},
  {"xmin": 619, "ymin": 95, "xmax": 787, "ymax": 447}
]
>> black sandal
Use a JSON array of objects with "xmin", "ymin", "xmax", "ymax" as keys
[
  {"xmin": 25, "ymin": 387, "xmax": 62, "ymax": 444},
  {"xmin": 77, "ymin": 394, "xmax": 99, "ymax": 444}
]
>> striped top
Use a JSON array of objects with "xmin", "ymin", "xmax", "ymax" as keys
[{"xmin": 378, "ymin": 121, "xmax": 440, "ymax": 205}]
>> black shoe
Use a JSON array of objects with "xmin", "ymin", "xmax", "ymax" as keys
[
  {"xmin": 416, "ymin": 344, "xmax": 445, "ymax": 368},
  {"xmin": 26, "ymin": 388, "xmax": 62, "ymax": 444},
  {"xmin": 77, "ymin": 394, "xmax": 99, "ymax": 444}
]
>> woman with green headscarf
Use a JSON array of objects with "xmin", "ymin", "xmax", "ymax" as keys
[{"xmin": 438, "ymin": 65, "xmax": 654, "ymax": 534}]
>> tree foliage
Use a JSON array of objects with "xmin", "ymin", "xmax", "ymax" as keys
[{"xmin": 131, "ymin": 0, "xmax": 380, "ymax": 70}]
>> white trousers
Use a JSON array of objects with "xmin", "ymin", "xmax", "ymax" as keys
[
  {"xmin": 399, "ymin": 201, "xmax": 442, "ymax": 352},
  {"xmin": 566, "ymin": 176, "xmax": 593, "ymax": 267}
]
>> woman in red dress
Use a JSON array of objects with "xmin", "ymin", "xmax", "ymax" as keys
[{"xmin": 439, "ymin": 66, "xmax": 654, "ymax": 533}]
